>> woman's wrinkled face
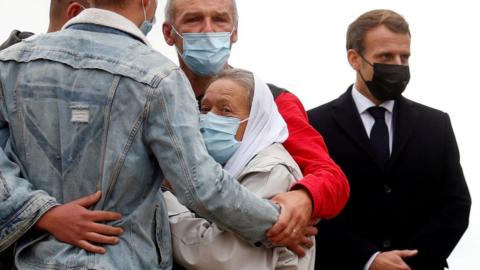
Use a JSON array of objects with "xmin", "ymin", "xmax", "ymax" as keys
[{"xmin": 200, "ymin": 78, "xmax": 250, "ymax": 141}]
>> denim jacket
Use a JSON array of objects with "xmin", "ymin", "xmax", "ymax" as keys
[{"xmin": 0, "ymin": 9, "xmax": 278, "ymax": 269}]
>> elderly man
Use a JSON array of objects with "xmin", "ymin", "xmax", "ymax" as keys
[
  {"xmin": 308, "ymin": 9, "xmax": 471, "ymax": 270},
  {"xmin": 161, "ymin": 0, "xmax": 350, "ymax": 255},
  {"xmin": 0, "ymin": 0, "xmax": 297, "ymax": 269}
]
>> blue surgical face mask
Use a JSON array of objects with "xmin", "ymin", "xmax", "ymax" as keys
[
  {"xmin": 199, "ymin": 112, "xmax": 248, "ymax": 165},
  {"xmin": 140, "ymin": 0, "xmax": 156, "ymax": 36},
  {"xmin": 172, "ymin": 26, "xmax": 234, "ymax": 76}
]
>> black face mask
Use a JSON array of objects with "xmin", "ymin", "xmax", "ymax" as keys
[{"xmin": 359, "ymin": 56, "xmax": 410, "ymax": 102}]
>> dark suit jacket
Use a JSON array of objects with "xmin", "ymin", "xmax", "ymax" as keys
[{"xmin": 308, "ymin": 86, "xmax": 471, "ymax": 270}]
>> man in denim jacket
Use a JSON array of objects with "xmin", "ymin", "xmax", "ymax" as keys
[
  {"xmin": 0, "ymin": 0, "xmax": 284, "ymax": 269},
  {"xmin": 0, "ymin": 2, "xmax": 91, "ymax": 269}
]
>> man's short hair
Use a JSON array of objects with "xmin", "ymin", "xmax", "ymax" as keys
[
  {"xmin": 51, "ymin": 0, "xmax": 90, "ymax": 10},
  {"xmin": 165, "ymin": 0, "xmax": 239, "ymax": 27},
  {"xmin": 346, "ymin": 9, "xmax": 410, "ymax": 54},
  {"xmin": 90, "ymin": 0, "xmax": 128, "ymax": 8},
  {"xmin": 49, "ymin": 0, "xmax": 90, "ymax": 27},
  {"xmin": 50, "ymin": 0, "xmax": 90, "ymax": 16}
]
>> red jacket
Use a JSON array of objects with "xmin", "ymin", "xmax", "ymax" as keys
[{"xmin": 275, "ymin": 91, "xmax": 349, "ymax": 219}]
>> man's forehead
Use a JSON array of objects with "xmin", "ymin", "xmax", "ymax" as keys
[
  {"xmin": 174, "ymin": 0, "xmax": 234, "ymax": 15},
  {"xmin": 364, "ymin": 26, "xmax": 410, "ymax": 52}
]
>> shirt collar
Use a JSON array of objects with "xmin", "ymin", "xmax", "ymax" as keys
[
  {"xmin": 352, "ymin": 84, "xmax": 395, "ymax": 114},
  {"xmin": 62, "ymin": 8, "xmax": 151, "ymax": 47}
]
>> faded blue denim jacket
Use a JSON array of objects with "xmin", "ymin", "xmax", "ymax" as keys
[{"xmin": 0, "ymin": 9, "xmax": 278, "ymax": 269}]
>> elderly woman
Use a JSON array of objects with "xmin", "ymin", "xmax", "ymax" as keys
[{"xmin": 163, "ymin": 69, "xmax": 315, "ymax": 270}]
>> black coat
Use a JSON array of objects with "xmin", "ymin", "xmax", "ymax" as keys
[{"xmin": 308, "ymin": 86, "xmax": 471, "ymax": 270}]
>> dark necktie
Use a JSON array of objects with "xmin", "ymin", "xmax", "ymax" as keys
[{"xmin": 368, "ymin": 106, "xmax": 389, "ymax": 165}]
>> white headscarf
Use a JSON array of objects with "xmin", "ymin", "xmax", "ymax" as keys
[{"xmin": 223, "ymin": 74, "xmax": 289, "ymax": 178}]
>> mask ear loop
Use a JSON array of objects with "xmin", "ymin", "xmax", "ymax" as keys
[
  {"xmin": 359, "ymin": 70, "xmax": 369, "ymax": 84},
  {"xmin": 358, "ymin": 52, "xmax": 374, "ymax": 67},
  {"xmin": 239, "ymin": 117, "xmax": 249, "ymax": 123},
  {"xmin": 142, "ymin": 2, "xmax": 148, "ymax": 22},
  {"xmin": 355, "ymin": 51, "xmax": 374, "ymax": 80},
  {"xmin": 238, "ymin": 117, "xmax": 249, "ymax": 135},
  {"xmin": 170, "ymin": 25, "xmax": 183, "ymax": 39},
  {"xmin": 229, "ymin": 26, "xmax": 236, "ymax": 36},
  {"xmin": 356, "ymin": 51, "xmax": 375, "ymax": 92},
  {"xmin": 170, "ymin": 25, "xmax": 186, "ymax": 57},
  {"xmin": 142, "ymin": 0, "xmax": 157, "ymax": 22}
]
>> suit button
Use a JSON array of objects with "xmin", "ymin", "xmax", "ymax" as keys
[
  {"xmin": 384, "ymin": 184, "xmax": 392, "ymax": 194},
  {"xmin": 383, "ymin": 239, "xmax": 391, "ymax": 248}
]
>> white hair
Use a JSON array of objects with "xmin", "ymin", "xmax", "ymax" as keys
[
  {"xmin": 210, "ymin": 68, "xmax": 254, "ymax": 109},
  {"xmin": 164, "ymin": 0, "xmax": 239, "ymax": 27}
]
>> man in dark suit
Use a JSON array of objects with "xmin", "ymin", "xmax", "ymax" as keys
[{"xmin": 308, "ymin": 9, "xmax": 471, "ymax": 270}]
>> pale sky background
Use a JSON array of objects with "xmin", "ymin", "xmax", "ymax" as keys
[{"xmin": 0, "ymin": 0, "xmax": 478, "ymax": 269}]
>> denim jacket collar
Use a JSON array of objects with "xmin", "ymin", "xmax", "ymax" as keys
[{"xmin": 62, "ymin": 8, "xmax": 151, "ymax": 46}]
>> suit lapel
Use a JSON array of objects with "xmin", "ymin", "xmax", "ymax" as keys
[
  {"xmin": 332, "ymin": 86, "xmax": 379, "ymax": 163},
  {"xmin": 331, "ymin": 88, "xmax": 419, "ymax": 170},
  {"xmin": 388, "ymin": 96, "xmax": 419, "ymax": 168}
]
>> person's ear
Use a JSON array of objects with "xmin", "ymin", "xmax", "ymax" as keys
[
  {"xmin": 162, "ymin": 23, "xmax": 176, "ymax": 46},
  {"xmin": 347, "ymin": 49, "xmax": 361, "ymax": 71},
  {"xmin": 231, "ymin": 27, "xmax": 238, "ymax": 44},
  {"xmin": 66, "ymin": 3, "xmax": 86, "ymax": 20}
]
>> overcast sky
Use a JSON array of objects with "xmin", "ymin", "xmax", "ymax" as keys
[{"xmin": 1, "ymin": 0, "xmax": 479, "ymax": 269}]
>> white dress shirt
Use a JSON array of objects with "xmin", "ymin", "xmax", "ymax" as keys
[
  {"xmin": 351, "ymin": 85, "xmax": 395, "ymax": 154},
  {"xmin": 351, "ymin": 85, "xmax": 395, "ymax": 270}
]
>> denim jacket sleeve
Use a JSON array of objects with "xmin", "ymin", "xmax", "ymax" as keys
[
  {"xmin": 0, "ymin": 81, "xmax": 58, "ymax": 252},
  {"xmin": 144, "ymin": 68, "xmax": 279, "ymax": 244}
]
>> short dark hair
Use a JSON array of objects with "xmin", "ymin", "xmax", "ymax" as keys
[
  {"xmin": 50, "ymin": 0, "xmax": 90, "ymax": 16},
  {"xmin": 90, "ymin": 0, "xmax": 128, "ymax": 8},
  {"xmin": 346, "ymin": 9, "xmax": 410, "ymax": 54},
  {"xmin": 49, "ymin": 0, "xmax": 90, "ymax": 27}
]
